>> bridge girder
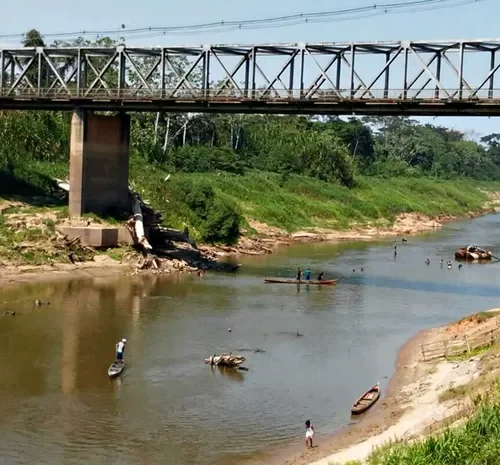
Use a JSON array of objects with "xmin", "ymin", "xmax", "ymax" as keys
[{"xmin": 1, "ymin": 40, "xmax": 500, "ymax": 114}]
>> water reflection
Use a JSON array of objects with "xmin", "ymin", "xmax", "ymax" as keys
[{"xmin": 210, "ymin": 365, "xmax": 246, "ymax": 383}]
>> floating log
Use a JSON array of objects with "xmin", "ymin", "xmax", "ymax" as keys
[{"xmin": 205, "ymin": 353, "xmax": 246, "ymax": 367}]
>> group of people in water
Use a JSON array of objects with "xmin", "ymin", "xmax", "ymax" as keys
[
  {"xmin": 424, "ymin": 258, "xmax": 463, "ymax": 270},
  {"xmin": 295, "ymin": 267, "xmax": 324, "ymax": 282}
]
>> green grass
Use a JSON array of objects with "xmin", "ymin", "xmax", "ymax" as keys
[
  {"xmin": 336, "ymin": 384, "xmax": 500, "ymax": 465},
  {"xmin": 446, "ymin": 341, "xmax": 500, "ymax": 363},
  {"xmin": 129, "ymin": 165, "xmax": 500, "ymax": 236},
  {"xmin": 3, "ymin": 157, "xmax": 500, "ymax": 245}
]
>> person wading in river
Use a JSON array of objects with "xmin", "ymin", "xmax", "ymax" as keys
[
  {"xmin": 116, "ymin": 338, "xmax": 127, "ymax": 364},
  {"xmin": 305, "ymin": 420, "xmax": 314, "ymax": 448}
]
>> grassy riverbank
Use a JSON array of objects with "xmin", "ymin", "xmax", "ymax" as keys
[
  {"xmin": 1, "ymin": 158, "xmax": 500, "ymax": 267},
  {"xmin": 3, "ymin": 159, "xmax": 500, "ymax": 237},
  {"xmin": 130, "ymin": 164, "xmax": 500, "ymax": 238}
]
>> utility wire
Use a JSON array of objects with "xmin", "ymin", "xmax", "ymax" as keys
[
  {"xmin": 118, "ymin": 0, "xmax": 483, "ymax": 41},
  {"xmin": 0, "ymin": 0, "xmax": 486, "ymax": 42}
]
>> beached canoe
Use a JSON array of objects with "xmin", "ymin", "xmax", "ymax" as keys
[
  {"xmin": 264, "ymin": 278, "xmax": 337, "ymax": 285},
  {"xmin": 351, "ymin": 383, "xmax": 380, "ymax": 415},
  {"xmin": 108, "ymin": 361, "xmax": 125, "ymax": 378}
]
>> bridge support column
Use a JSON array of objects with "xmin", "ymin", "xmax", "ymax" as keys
[{"xmin": 69, "ymin": 110, "xmax": 130, "ymax": 217}]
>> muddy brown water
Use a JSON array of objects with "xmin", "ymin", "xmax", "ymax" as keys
[{"xmin": 2, "ymin": 214, "xmax": 500, "ymax": 465}]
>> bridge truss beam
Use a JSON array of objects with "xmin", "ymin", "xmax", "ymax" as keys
[{"xmin": 2, "ymin": 40, "xmax": 500, "ymax": 114}]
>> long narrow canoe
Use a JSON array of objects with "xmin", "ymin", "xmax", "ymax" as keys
[
  {"xmin": 264, "ymin": 278, "xmax": 338, "ymax": 285},
  {"xmin": 351, "ymin": 383, "xmax": 380, "ymax": 415},
  {"xmin": 108, "ymin": 361, "xmax": 125, "ymax": 378}
]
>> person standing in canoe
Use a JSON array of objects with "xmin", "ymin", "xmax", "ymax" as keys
[
  {"xmin": 296, "ymin": 268, "xmax": 302, "ymax": 281},
  {"xmin": 305, "ymin": 419, "xmax": 314, "ymax": 448},
  {"xmin": 116, "ymin": 338, "xmax": 127, "ymax": 363},
  {"xmin": 304, "ymin": 267, "xmax": 311, "ymax": 282},
  {"xmin": 317, "ymin": 272, "xmax": 324, "ymax": 281}
]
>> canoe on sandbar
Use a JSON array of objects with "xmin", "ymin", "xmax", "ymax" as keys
[
  {"xmin": 108, "ymin": 361, "xmax": 125, "ymax": 378},
  {"xmin": 351, "ymin": 383, "xmax": 380, "ymax": 415},
  {"xmin": 264, "ymin": 278, "xmax": 337, "ymax": 285}
]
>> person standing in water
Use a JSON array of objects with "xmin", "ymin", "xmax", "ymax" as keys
[
  {"xmin": 296, "ymin": 268, "xmax": 302, "ymax": 281},
  {"xmin": 304, "ymin": 267, "xmax": 311, "ymax": 282},
  {"xmin": 305, "ymin": 420, "xmax": 314, "ymax": 448}
]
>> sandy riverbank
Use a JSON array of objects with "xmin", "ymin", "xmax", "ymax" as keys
[{"xmin": 275, "ymin": 309, "xmax": 500, "ymax": 465}]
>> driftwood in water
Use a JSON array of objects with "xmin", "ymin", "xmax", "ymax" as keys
[{"xmin": 205, "ymin": 353, "xmax": 246, "ymax": 367}]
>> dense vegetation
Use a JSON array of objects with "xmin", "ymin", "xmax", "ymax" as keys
[{"xmin": 2, "ymin": 30, "xmax": 500, "ymax": 243}]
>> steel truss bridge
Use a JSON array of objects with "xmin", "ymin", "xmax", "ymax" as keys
[{"xmin": 2, "ymin": 39, "xmax": 500, "ymax": 115}]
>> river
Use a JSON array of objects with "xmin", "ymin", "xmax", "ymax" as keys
[{"xmin": 2, "ymin": 214, "xmax": 500, "ymax": 465}]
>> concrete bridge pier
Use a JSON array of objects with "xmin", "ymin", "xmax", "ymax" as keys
[{"xmin": 69, "ymin": 110, "xmax": 130, "ymax": 218}]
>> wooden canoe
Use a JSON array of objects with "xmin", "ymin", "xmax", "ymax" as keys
[
  {"xmin": 108, "ymin": 361, "xmax": 125, "ymax": 378},
  {"xmin": 351, "ymin": 383, "xmax": 380, "ymax": 415},
  {"xmin": 264, "ymin": 278, "xmax": 337, "ymax": 285}
]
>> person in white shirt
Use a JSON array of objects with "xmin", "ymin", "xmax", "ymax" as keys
[
  {"xmin": 305, "ymin": 419, "xmax": 314, "ymax": 448},
  {"xmin": 116, "ymin": 338, "xmax": 127, "ymax": 363}
]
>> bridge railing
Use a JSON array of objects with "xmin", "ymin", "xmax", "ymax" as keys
[{"xmin": 3, "ymin": 87, "xmax": 500, "ymax": 101}]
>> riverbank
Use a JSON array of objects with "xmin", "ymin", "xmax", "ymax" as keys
[
  {"xmin": 202, "ymin": 210, "xmax": 487, "ymax": 258},
  {"xmin": 1, "ymin": 169, "xmax": 500, "ymax": 286},
  {"xmin": 0, "ymin": 208, "xmax": 491, "ymax": 289},
  {"xmin": 276, "ymin": 309, "xmax": 500, "ymax": 465}
]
